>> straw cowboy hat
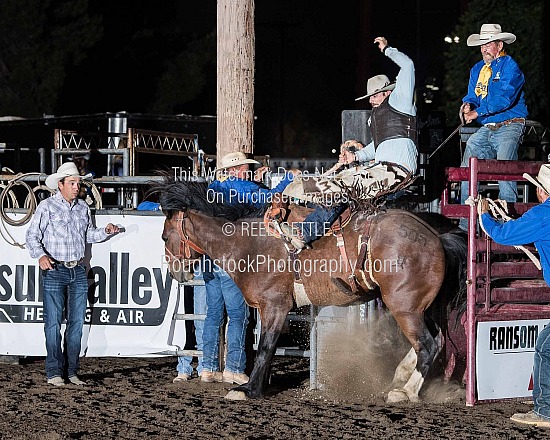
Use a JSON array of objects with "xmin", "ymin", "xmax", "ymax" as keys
[
  {"xmin": 355, "ymin": 75, "xmax": 396, "ymax": 101},
  {"xmin": 217, "ymin": 151, "xmax": 260, "ymax": 170},
  {"xmin": 467, "ymin": 24, "xmax": 516, "ymax": 47},
  {"xmin": 523, "ymin": 164, "xmax": 550, "ymax": 195},
  {"xmin": 45, "ymin": 162, "xmax": 92, "ymax": 189}
]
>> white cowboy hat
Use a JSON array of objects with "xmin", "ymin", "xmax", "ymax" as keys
[
  {"xmin": 45, "ymin": 162, "xmax": 92, "ymax": 189},
  {"xmin": 355, "ymin": 75, "xmax": 396, "ymax": 101},
  {"xmin": 217, "ymin": 151, "xmax": 260, "ymax": 170},
  {"xmin": 467, "ymin": 24, "xmax": 516, "ymax": 47},
  {"xmin": 523, "ymin": 164, "xmax": 550, "ymax": 195}
]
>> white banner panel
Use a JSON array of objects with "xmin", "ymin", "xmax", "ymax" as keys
[
  {"xmin": 476, "ymin": 319, "xmax": 550, "ymax": 400},
  {"xmin": 0, "ymin": 213, "xmax": 186, "ymax": 357}
]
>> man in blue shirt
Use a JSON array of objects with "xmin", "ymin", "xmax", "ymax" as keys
[
  {"xmin": 459, "ymin": 23, "xmax": 528, "ymax": 231},
  {"xmin": 208, "ymin": 151, "xmax": 296, "ymax": 210},
  {"xmin": 200, "ymin": 152, "xmax": 298, "ymax": 384},
  {"xmin": 480, "ymin": 164, "xmax": 550, "ymax": 427}
]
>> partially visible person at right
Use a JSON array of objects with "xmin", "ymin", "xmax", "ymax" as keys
[
  {"xmin": 459, "ymin": 23, "xmax": 528, "ymax": 231},
  {"xmin": 479, "ymin": 164, "xmax": 550, "ymax": 428}
]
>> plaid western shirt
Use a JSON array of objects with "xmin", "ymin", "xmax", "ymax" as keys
[{"xmin": 26, "ymin": 191, "xmax": 109, "ymax": 262}]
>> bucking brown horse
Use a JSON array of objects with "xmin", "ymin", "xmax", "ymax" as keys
[{"xmin": 148, "ymin": 177, "xmax": 466, "ymax": 402}]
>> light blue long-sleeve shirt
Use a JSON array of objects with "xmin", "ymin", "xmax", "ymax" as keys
[{"xmin": 355, "ymin": 46, "xmax": 418, "ymax": 174}]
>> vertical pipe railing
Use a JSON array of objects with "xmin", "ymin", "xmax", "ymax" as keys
[{"xmin": 466, "ymin": 156, "xmax": 479, "ymax": 406}]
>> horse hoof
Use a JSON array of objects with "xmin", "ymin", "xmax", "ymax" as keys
[
  {"xmin": 386, "ymin": 389, "xmax": 409, "ymax": 403},
  {"xmin": 224, "ymin": 390, "xmax": 247, "ymax": 401}
]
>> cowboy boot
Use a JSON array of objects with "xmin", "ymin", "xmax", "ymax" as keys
[{"xmin": 279, "ymin": 222, "xmax": 306, "ymax": 250}]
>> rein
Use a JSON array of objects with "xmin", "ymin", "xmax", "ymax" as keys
[{"xmin": 165, "ymin": 211, "xmax": 207, "ymax": 265}]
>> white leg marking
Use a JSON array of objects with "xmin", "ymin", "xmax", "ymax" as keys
[
  {"xmin": 387, "ymin": 369, "xmax": 424, "ymax": 404},
  {"xmin": 391, "ymin": 347, "xmax": 417, "ymax": 388},
  {"xmin": 402, "ymin": 369, "xmax": 424, "ymax": 402}
]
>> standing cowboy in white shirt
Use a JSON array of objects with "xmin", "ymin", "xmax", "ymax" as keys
[{"xmin": 26, "ymin": 162, "xmax": 121, "ymax": 386}]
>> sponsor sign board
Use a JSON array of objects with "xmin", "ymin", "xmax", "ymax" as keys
[
  {"xmin": 0, "ymin": 213, "xmax": 186, "ymax": 357},
  {"xmin": 476, "ymin": 319, "xmax": 550, "ymax": 400}
]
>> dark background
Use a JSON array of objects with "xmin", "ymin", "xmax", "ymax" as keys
[{"xmin": 54, "ymin": 1, "xmax": 465, "ymax": 157}]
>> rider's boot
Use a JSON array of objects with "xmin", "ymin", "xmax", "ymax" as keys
[{"xmin": 279, "ymin": 222, "xmax": 306, "ymax": 250}]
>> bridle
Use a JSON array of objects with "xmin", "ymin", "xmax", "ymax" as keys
[{"xmin": 164, "ymin": 210, "xmax": 207, "ymax": 269}]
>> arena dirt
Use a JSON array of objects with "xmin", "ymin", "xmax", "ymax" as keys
[{"xmin": 1, "ymin": 316, "xmax": 548, "ymax": 439}]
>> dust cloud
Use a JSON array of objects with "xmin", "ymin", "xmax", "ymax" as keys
[
  {"xmin": 315, "ymin": 307, "xmax": 409, "ymax": 401},
  {"xmin": 314, "ymin": 306, "xmax": 465, "ymax": 403}
]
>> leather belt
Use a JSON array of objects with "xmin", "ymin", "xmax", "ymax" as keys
[
  {"xmin": 485, "ymin": 117, "xmax": 526, "ymax": 130},
  {"xmin": 54, "ymin": 260, "xmax": 80, "ymax": 268}
]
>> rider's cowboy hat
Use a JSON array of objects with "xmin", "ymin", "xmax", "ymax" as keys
[
  {"xmin": 467, "ymin": 24, "xmax": 516, "ymax": 47},
  {"xmin": 355, "ymin": 75, "xmax": 396, "ymax": 101},
  {"xmin": 217, "ymin": 151, "xmax": 260, "ymax": 170},
  {"xmin": 523, "ymin": 164, "xmax": 550, "ymax": 195},
  {"xmin": 45, "ymin": 162, "xmax": 92, "ymax": 189}
]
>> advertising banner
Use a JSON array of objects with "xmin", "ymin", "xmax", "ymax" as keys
[
  {"xmin": 0, "ymin": 213, "xmax": 187, "ymax": 357},
  {"xmin": 476, "ymin": 319, "xmax": 550, "ymax": 400}
]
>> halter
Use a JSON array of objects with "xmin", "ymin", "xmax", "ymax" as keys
[{"xmin": 164, "ymin": 211, "xmax": 207, "ymax": 269}]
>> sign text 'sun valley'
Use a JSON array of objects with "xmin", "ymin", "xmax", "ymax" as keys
[{"xmin": 0, "ymin": 252, "xmax": 174, "ymax": 326}]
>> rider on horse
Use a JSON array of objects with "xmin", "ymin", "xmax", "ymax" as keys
[{"xmin": 279, "ymin": 36, "xmax": 418, "ymax": 250}]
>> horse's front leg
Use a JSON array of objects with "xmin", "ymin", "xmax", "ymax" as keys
[{"xmin": 225, "ymin": 300, "xmax": 291, "ymax": 400}]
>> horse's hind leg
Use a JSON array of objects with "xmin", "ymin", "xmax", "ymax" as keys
[
  {"xmin": 391, "ymin": 347, "xmax": 417, "ymax": 389},
  {"xmin": 387, "ymin": 313, "xmax": 443, "ymax": 403}
]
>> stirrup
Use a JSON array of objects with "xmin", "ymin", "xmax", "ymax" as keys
[
  {"xmin": 331, "ymin": 276, "xmax": 376, "ymax": 299},
  {"xmin": 331, "ymin": 277, "xmax": 356, "ymax": 296}
]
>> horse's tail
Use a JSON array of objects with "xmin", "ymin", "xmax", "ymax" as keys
[
  {"xmin": 425, "ymin": 229, "xmax": 467, "ymax": 331},
  {"xmin": 439, "ymin": 229, "xmax": 468, "ymax": 320}
]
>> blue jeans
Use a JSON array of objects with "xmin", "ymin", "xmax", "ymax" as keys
[
  {"xmin": 176, "ymin": 270, "xmax": 206, "ymax": 376},
  {"xmin": 298, "ymin": 204, "xmax": 346, "ymax": 243},
  {"xmin": 202, "ymin": 259, "xmax": 249, "ymax": 373},
  {"xmin": 42, "ymin": 264, "xmax": 88, "ymax": 380},
  {"xmin": 459, "ymin": 123, "xmax": 525, "ymax": 230},
  {"xmin": 533, "ymin": 324, "xmax": 550, "ymax": 420}
]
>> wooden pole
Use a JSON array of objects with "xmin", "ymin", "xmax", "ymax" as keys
[{"xmin": 216, "ymin": 0, "xmax": 255, "ymax": 162}]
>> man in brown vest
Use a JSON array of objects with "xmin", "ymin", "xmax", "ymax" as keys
[{"xmin": 280, "ymin": 37, "xmax": 417, "ymax": 250}]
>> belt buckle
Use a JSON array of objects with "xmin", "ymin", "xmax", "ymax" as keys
[{"xmin": 64, "ymin": 261, "xmax": 77, "ymax": 268}]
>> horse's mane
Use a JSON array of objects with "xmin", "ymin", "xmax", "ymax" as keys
[{"xmin": 146, "ymin": 171, "xmax": 266, "ymax": 221}]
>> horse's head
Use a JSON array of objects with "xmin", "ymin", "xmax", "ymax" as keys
[
  {"xmin": 149, "ymin": 173, "xmax": 264, "ymax": 283},
  {"xmin": 162, "ymin": 209, "xmax": 206, "ymax": 283}
]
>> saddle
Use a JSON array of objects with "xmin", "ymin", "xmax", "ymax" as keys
[
  {"xmin": 266, "ymin": 164, "xmax": 414, "ymax": 296},
  {"xmin": 264, "ymin": 202, "xmax": 353, "ymax": 239},
  {"xmin": 265, "ymin": 199, "xmax": 379, "ymax": 297},
  {"xmin": 264, "ymin": 195, "xmax": 370, "ymax": 297}
]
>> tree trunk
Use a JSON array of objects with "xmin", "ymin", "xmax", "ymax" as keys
[{"xmin": 216, "ymin": 0, "xmax": 255, "ymax": 162}]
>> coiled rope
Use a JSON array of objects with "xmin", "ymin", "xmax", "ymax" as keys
[{"xmin": 0, "ymin": 172, "xmax": 103, "ymax": 248}]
